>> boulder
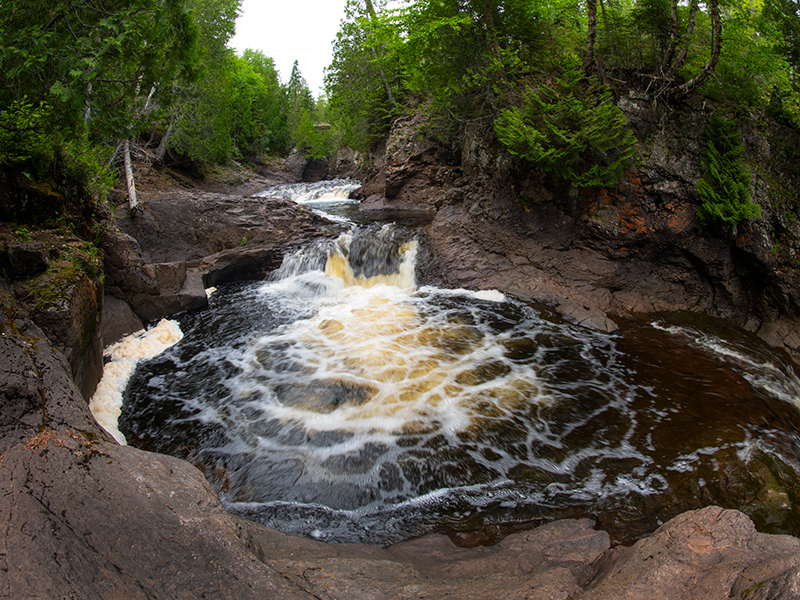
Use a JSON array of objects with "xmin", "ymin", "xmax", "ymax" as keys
[
  {"xmin": 7, "ymin": 241, "xmax": 49, "ymax": 277},
  {"xmin": 102, "ymin": 192, "xmax": 330, "ymax": 324},
  {"xmin": 101, "ymin": 293, "xmax": 144, "ymax": 346},
  {"xmin": 583, "ymin": 506, "xmax": 800, "ymax": 600}
]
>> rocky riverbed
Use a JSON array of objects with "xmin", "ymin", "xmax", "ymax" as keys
[{"xmin": 3, "ymin": 153, "xmax": 800, "ymax": 598}]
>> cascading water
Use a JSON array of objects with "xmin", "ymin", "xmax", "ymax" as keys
[{"xmin": 115, "ymin": 180, "xmax": 800, "ymax": 545}]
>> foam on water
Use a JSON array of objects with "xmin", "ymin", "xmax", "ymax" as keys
[
  {"xmin": 90, "ymin": 319, "xmax": 183, "ymax": 444},
  {"xmin": 651, "ymin": 320, "xmax": 800, "ymax": 407}
]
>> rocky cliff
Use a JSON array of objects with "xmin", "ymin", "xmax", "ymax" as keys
[{"xmin": 356, "ymin": 100, "xmax": 800, "ymax": 363}]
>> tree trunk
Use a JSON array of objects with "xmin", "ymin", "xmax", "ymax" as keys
[
  {"xmin": 364, "ymin": 0, "xmax": 397, "ymax": 109},
  {"xmin": 661, "ymin": 0, "xmax": 680, "ymax": 73},
  {"xmin": 584, "ymin": 0, "xmax": 598, "ymax": 76},
  {"xmin": 154, "ymin": 117, "xmax": 174, "ymax": 163},
  {"xmin": 673, "ymin": 0, "xmax": 721, "ymax": 98},
  {"xmin": 666, "ymin": 1, "xmax": 699, "ymax": 79},
  {"xmin": 123, "ymin": 139, "xmax": 140, "ymax": 212}
]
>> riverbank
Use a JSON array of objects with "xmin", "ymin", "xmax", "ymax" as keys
[
  {"xmin": 3, "ymin": 280, "xmax": 800, "ymax": 598},
  {"xmin": 360, "ymin": 105, "xmax": 800, "ymax": 366},
  {"xmin": 2, "ymin": 159, "xmax": 800, "ymax": 598}
]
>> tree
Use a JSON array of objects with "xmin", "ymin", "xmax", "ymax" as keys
[
  {"xmin": 286, "ymin": 61, "xmax": 331, "ymax": 158},
  {"xmin": 0, "ymin": 0, "xmax": 198, "ymax": 222},
  {"xmin": 164, "ymin": 0, "xmax": 241, "ymax": 163},
  {"xmin": 326, "ymin": 0, "xmax": 404, "ymax": 151},
  {"xmin": 495, "ymin": 72, "xmax": 637, "ymax": 187},
  {"xmin": 696, "ymin": 115, "xmax": 760, "ymax": 228},
  {"xmin": 0, "ymin": 0, "xmax": 197, "ymax": 140}
]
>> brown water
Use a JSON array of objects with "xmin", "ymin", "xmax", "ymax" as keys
[{"xmin": 118, "ymin": 183, "xmax": 800, "ymax": 546}]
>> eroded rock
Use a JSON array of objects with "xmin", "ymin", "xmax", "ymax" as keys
[
  {"xmin": 3, "ymin": 266, "xmax": 800, "ymax": 600},
  {"xmin": 583, "ymin": 506, "xmax": 800, "ymax": 600},
  {"xmin": 102, "ymin": 191, "xmax": 331, "ymax": 323}
]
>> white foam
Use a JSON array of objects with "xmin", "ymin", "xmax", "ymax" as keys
[
  {"xmin": 651, "ymin": 320, "xmax": 800, "ymax": 408},
  {"xmin": 418, "ymin": 286, "xmax": 507, "ymax": 302},
  {"xmin": 90, "ymin": 319, "xmax": 183, "ymax": 444}
]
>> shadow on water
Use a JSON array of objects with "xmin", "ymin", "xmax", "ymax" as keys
[{"xmin": 118, "ymin": 182, "xmax": 800, "ymax": 547}]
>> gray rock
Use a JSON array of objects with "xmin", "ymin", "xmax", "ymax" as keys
[
  {"xmin": 102, "ymin": 293, "xmax": 144, "ymax": 346},
  {"xmin": 7, "ymin": 241, "xmax": 49, "ymax": 277},
  {"xmin": 102, "ymin": 192, "xmax": 329, "ymax": 324}
]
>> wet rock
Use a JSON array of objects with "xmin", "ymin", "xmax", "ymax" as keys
[
  {"xmin": 360, "ymin": 114, "xmax": 457, "ymax": 212},
  {"xmin": 102, "ymin": 192, "xmax": 330, "ymax": 323},
  {"xmin": 101, "ymin": 293, "xmax": 144, "ymax": 346},
  {"xmin": 286, "ymin": 149, "xmax": 307, "ymax": 181},
  {"xmin": 583, "ymin": 507, "xmax": 800, "ymax": 600},
  {"xmin": 7, "ymin": 241, "xmax": 49, "ymax": 277},
  {"xmin": 7, "ymin": 239, "xmax": 105, "ymax": 400},
  {"xmin": 330, "ymin": 146, "xmax": 364, "ymax": 179},
  {"xmin": 198, "ymin": 245, "xmax": 281, "ymax": 287},
  {"xmin": 26, "ymin": 271, "xmax": 104, "ymax": 400},
  {"xmin": 128, "ymin": 263, "xmax": 208, "ymax": 322},
  {"xmin": 3, "ymin": 285, "xmax": 800, "ymax": 599},
  {"xmin": 302, "ymin": 157, "xmax": 330, "ymax": 182}
]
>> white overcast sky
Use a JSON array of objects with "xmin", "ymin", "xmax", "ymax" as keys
[{"xmin": 229, "ymin": 0, "xmax": 349, "ymax": 96}]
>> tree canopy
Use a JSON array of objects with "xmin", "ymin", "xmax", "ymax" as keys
[
  {"xmin": 0, "ymin": 0, "xmax": 331, "ymax": 225},
  {"xmin": 324, "ymin": 0, "xmax": 800, "ymax": 225},
  {"xmin": 2, "ymin": 0, "xmax": 799, "ymax": 229}
]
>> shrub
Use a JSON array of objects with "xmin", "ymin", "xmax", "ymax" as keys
[{"xmin": 494, "ymin": 73, "xmax": 637, "ymax": 187}]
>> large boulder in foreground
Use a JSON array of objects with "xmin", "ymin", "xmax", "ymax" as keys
[{"xmin": 2, "ymin": 286, "xmax": 800, "ymax": 599}]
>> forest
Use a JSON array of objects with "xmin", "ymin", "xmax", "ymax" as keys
[{"xmin": 1, "ymin": 0, "xmax": 799, "ymax": 228}]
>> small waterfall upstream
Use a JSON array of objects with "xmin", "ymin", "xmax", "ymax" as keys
[{"xmin": 104, "ymin": 180, "xmax": 800, "ymax": 545}]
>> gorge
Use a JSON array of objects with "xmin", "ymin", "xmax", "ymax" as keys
[{"xmin": 4, "ymin": 101, "xmax": 800, "ymax": 597}]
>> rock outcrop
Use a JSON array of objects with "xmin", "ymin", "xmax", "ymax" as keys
[
  {"xmin": 3, "ymin": 284, "xmax": 800, "ymax": 599},
  {"xmin": 3, "ymin": 155, "xmax": 800, "ymax": 598},
  {"xmin": 101, "ymin": 189, "xmax": 331, "ymax": 326},
  {"xmin": 0, "ymin": 232, "xmax": 104, "ymax": 400},
  {"xmin": 356, "ymin": 102, "xmax": 800, "ymax": 362}
]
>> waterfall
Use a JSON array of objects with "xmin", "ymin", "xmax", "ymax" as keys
[{"xmin": 111, "ymin": 179, "xmax": 800, "ymax": 546}]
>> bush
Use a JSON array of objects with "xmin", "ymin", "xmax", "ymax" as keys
[
  {"xmin": 0, "ymin": 98, "xmax": 54, "ymax": 171},
  {"xmin": 494, "ymin": 74, "xmax": 637, "ymax": 187}
]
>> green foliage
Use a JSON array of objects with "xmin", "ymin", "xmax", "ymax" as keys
[
  {"xmin": 0, "ymin": 0, "xmax": 199, "ymax": 225},
  {"xmin": 285, "ymin": 61, "xmax": 333, "ymax": 159},
  {"xmin": 326, "ymin": 0, "xmax": 405, "ymax": 152},
  {"xmin": 0, "ymin": 0, "xmax": 198, "ymax": 139},
  {"xmin": 0, "ymin": 98, "xmax": 54, "ymax": 170},
  {"xmin": 696, "ymin": 115, "xmax": 760, "ymax": 227},
  {"xmin": 169, "ymin": 55, "xmax": 238, "ymax": 162},
  {"xmin": 495, "ymin": 74, "xmax": 637, "ymax": 187},
  {"xmin": 687, "ymin": 4, "xmax": 793, "ymax": 110}
]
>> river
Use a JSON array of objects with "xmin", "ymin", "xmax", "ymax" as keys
[{"xmin": 112, "ymin": 180, "xmax": 800, "ymax": 546}]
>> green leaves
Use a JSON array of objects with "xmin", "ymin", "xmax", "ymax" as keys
[
  {"xmin": 0, "ymin": 0, "xmax": 198, "ymax": 140},
  {"xmin": 495, "ymin": 75, "xmax": 636, "ymax": 187},
  {"xmin": 696, "ymin": 115, "xmax": 760, "ymax": 228},
  {"xmin": 0, "ymin": 98, "xmax": 54, "ymax": 169}
]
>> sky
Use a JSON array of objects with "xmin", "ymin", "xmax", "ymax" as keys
[{"xmin": 229, "ymin": 0, "xmax": 350, "ymax": 97}]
